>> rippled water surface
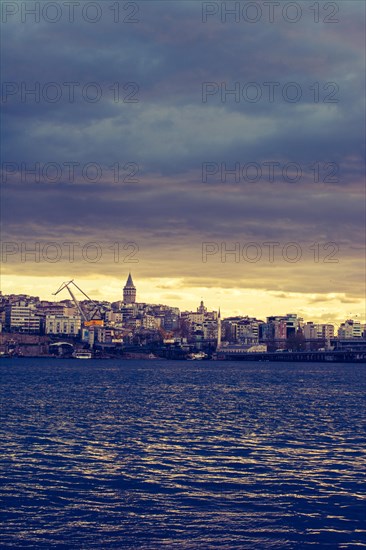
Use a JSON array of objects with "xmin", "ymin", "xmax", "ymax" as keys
[{"xmin": 1, "ymin": 358, "xmax": 365, "ymax": 548}]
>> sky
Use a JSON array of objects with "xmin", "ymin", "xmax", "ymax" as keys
[{"xmin": 1, "ymin": 0, "xmax": 365, "ymax": 324}]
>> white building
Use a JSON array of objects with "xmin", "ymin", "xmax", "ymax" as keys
[
  {"xmin": 317, "ymin": 324, "xmax": 334, "ymax": 339},
  {"xmin": 303, "ymin": 323, "xmax": 334, "ymax": 339},
  {"xmin": 338, "ymin": 320, "xmax": 362, "ymax": 339},
  {"xmin": 6, "ymin": 306, "xmax": 41, "ymax": 332},
  {"xmin": 224, "ymin": 316, "xmax": 260, "ymax": 343},
  {"xmin": 45, "ymin": 315, "xmax": 81, "ymax": 336},
  {"xmin": 303, "ymin": 322, "xmax": 317, "ymax": 339}
]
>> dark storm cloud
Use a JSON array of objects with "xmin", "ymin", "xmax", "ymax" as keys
[
  {"xmin": 2, "ymin": 0, "xmax": 364, "ymax": 181},
  {"xmin": 2, "ymin": 180, "xmax": 363, "ymax": 247}
]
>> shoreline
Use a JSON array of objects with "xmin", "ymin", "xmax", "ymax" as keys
[{"xmin": 1, "ymin": 351, "xmax": 365, "ymax": 363}]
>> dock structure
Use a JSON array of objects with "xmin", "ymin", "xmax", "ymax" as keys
[{"xmin": 218, "ymin": 350, "xmax": 366, "ymax": 363}]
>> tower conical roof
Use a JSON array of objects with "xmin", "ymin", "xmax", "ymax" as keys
[{"xmin": 125, "ymin": 273, "xmax": 135, "ymax": 288}]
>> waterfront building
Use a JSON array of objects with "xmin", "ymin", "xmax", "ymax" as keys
[
  {"xmin": 303, "ymin": 322, "xmax": 317, "ymax": 339},
  {"xmin": 302, "ymin": 322, "xmax": 334, "ymax": 340},
  {"xmin": 94, "ymin": 327, "xmax": 123, "ymax": 344},
  {"xmin": 317, "ymin": 324, "xmax": 334, "ymax": 339},
  {"xmin": 222, "ymin": 316, "xmax": 260, "ymax": 344},
  {"xmin": 265, "ymin": 314, "xmax": 301, "ymax": 339},
  {"xmin": 45, "ymin": 315, "xmax": 81, "ymax": 336},
  {"xmin": 338, "ymin": 320, "xmax": 362, "ymax": 339},
  {"xmin": 5, "ymin": 305, "xmax": 41, "ymax": 333}
]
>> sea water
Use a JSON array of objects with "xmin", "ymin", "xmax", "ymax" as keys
[{"xmin": 1, "ymin": 358, "xmax": 365, "ymax": 548}]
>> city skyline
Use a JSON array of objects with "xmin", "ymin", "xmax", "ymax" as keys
[{"xmin": 2, "ymin": 273, "xmax": 365, "ymax": 326}]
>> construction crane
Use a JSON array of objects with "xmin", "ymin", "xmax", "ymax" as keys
[{"xmin": 53, "ymin": 280, "xmax": 102, "ymax": 322}]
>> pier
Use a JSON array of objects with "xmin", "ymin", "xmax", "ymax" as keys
[{"xmin": 218, "ymin": 350, "xmax": 366, "ymax": 363}]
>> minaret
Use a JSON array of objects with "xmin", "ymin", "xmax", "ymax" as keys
[
  {"xmin": 217, "ymin": 308, "xmax": 222, "ymax": 350},
  {"xmin": 123, "ymin": 273, "xmax": 136, "ymax": 304}
]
